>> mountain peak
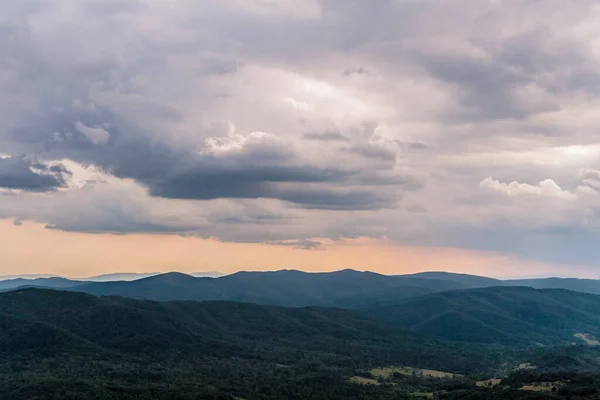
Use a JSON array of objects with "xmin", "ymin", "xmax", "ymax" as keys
[
  {"xmin": 143, "ymin": 272, "xmax": 195, "ymax": 282},
  {"xmin": 331, "ymin": 268, "xmax": 368, "ymax": 275}
]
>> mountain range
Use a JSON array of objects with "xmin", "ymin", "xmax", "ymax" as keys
[
  {"xmin": 6, "ymin": 269, "xmax": 600, "ymax": 348},
  {"xmin": 4, "ymin": 271, "xmax": 600, "ymax": 398},
  {"xmin": 5, "ymin": 269, "xmax": 600, "ymax": 308},
  {"xmin": 0, "ymin": 271, "xmax": 226, "ymax": 291}
]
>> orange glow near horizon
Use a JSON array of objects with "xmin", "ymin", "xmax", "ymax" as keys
[{"xmin": 0, "ymin": 219, "xmax": 592, "ymax": 279}]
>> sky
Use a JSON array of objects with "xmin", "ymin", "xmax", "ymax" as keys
[{"xmin": 2, "ymin": 0, "xmax": 600, "ymax": 278}]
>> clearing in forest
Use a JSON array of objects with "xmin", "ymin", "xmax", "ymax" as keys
[
  {"xmin": 476, "ymin": 378, "xmax": 502, "ymax": 387},
  {"xmin": 371, "ymin": 366, "xmax": 459, "ymax": 379},
  {"xmin": 520, "ymin": 382, "xmax": 564, "ymax": 392},
  {"xmin": 348, "ymin": 376, "xmax": 380, "ymax": 385},
  {"xmin": 574, "ymin": 333, "xmax": 600, "ymax": 346}
]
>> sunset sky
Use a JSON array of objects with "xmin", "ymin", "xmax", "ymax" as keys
[{"xmin": 2, "ymin": 0, "xmax": 600, "ymax": 278}]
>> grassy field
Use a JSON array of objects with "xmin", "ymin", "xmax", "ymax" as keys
[
  {"xmin": 350, "ymin": 365, "xmax": 459, "ymax": 387},
  {"xmin": 348, "ymin": 376, "xmax": 381, "ymax": 385},
  {"xmin": 520, "ymin": 382, "xmax": 563, "ymax": 392},
  {"xmin": 574, "ymin": 332, "xmax": 600, "ymax": 346},
  {"xmin": 410, "ymin": 392, "xmax": 433, "ymax": 398},
  {"xmin": 371, "ymin": 366, "xmax": 459, "ymax": 379},
  {"xmin": 476, "ymin": 378, "xmax": 502, "ymax": 387},
  {"xmin": 515, "ymin": 363, "xmax": 537, "ymax": 370}
]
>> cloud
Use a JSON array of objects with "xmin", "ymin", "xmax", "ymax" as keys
[
  {"xmin": 0, "ymin": 157, "xmax": 71, "ymax": 192},
  {"xmin": 342, "ymin": 144, "xmax": 397, "ymax": 162},
  {"xmin": 2, "ymin": 0, "xmax": 600, "ymax": 269},
  {"xmin": 303, "ymin": 131, "xmax": 349, "ymax": 141},
  {"xmin": 581, "ymin": 168, "xmax": 600, "ymax": 181},
  {"xmin": 343, "ymin": 67, "xmax": 372, "ymax": 77},
  {"xmin": 266, "ymin": 239, "xmax": 323, "ymax": 250},
  {"xmin": 74, "ymin": 121, "xmax": 110, "ymax": 145},
  {"xmin": 479, "ymin": 177, "xmax": 574, "ymax": 198}
]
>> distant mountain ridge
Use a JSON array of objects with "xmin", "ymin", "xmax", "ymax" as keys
[
  {"xmin": 61, "ymin": 269, "xmax": 600, "ymax": 307},
  {"xmin": 0, "ymin": 277, "xmax": 84, "ymax": 291},
  {"xmin": 84, "ymin": 271, "xmax": 225, "ymax": 281},
  {"xmin": 0, "ymin": 274, "xmax": 59, "ymax": 280},
  {"xmin": 84, "ymin": 272, "xmax": 162, "ymax": 282},
  {"xmin": 0, "ymin": 271, "xmax": 226, "ymax": 291},
  {"xmin": 70, "ymin": 269, "xmax": 436, "ymax": 306},
  {"xmin": 5, "ymin": 269, "xmax": 600, "ymax": 307}
]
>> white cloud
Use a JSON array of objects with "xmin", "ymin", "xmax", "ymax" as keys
[{"xmin": 479, "ymin": 177, "xmax": 574, "ymax": 198}]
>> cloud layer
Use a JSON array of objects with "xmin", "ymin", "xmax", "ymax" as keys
[{"xmin": 2, "ymin": 0, "xmax": 600, "ymax": 267}]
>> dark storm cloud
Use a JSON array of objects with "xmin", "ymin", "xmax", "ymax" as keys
[
  {"xmin": 0, "ymin": 11, "xmax": 410, "ymax": 214},
  {"xmin": 137, "ymin": 152, "xmax": 402, "ymax": 210},
  {"xmin": 279, "ymin": 187, "xmax": 395, "ymax": 210},
  {"xmin": 147, "ymin": 163, "xmax": 351, "ymax": 200},
  {"xmin": 6, "ymin": 94, "xmax": 411, "ymax": 211},
  {"xmin": 0, "ymin": 157, "xmax": 71, "ymax": 192}
]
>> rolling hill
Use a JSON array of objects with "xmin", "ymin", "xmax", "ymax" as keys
[
  {"xmin": 0, "ymin": 288, "xmax": 481, "ymax": 363},
  {"xmin": 366, "ymin": 286, "xmax": 600, "ymax": 345},
  {"xmin": 0, "ymin": 288, "xmax": 500, "ymax": 399},
  {"xmin": 3, "ymin": 288, "xmax": 600, "ymax": 398}
]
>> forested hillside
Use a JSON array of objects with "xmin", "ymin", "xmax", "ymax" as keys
[
  {"xmin": 0, "ymin": 288, "xmax": 498, "ymax": 399},
  {"xmin": 3, "ymin": 288, "xmax": 600, "ymax": 398},
  {"xmin": 366, "ymin": 286, "xmax": 600, "ymax": 345}
]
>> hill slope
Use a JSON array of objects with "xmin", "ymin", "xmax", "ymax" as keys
[
  {"xmin": 0, "ymin": 288, "xmax": 499, "ymax": 399},
  {"xmin": 0, "ymin": 288, "xmax": 488, "ymax": 365},
  {"xmin": 366, "ymin": 286, "xmax": 600, "ymax": 345},
  {"xmin": 3, "ymin": 289, "xmax": 600, "ymax": 398}
]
